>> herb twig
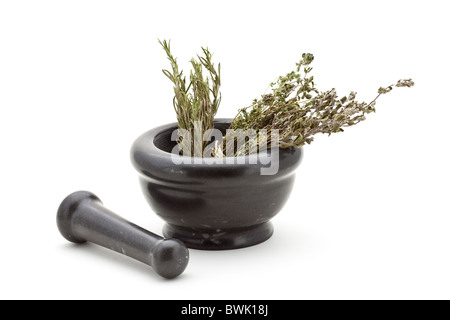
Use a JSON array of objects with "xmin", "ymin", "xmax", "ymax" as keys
[
  {"xmin": 159, "ymin": 39, "xmax": 221, "ymax": 155},
  {"xmin": 226, "ymin": 54, "xmax": 414, "ymax": 154}
]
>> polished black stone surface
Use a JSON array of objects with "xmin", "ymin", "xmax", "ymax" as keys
[
  {"xmin": 131, "ymin": 119, "xmax": 303, "ymax": 250},
  {"xmin": 57, "ymin": 191, "xmax": 189, "ymax": 279}
]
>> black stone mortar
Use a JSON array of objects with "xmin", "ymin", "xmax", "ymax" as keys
[{"xmin": 131, "ymin": 119, "xmax": 303, "ymax": 250}]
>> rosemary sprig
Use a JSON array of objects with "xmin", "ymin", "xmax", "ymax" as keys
[{"xmin": 159, "ymin": 39, "xmax": 221, "ymax": 155}]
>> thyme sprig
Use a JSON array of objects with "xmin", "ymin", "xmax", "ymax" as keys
[{"xmin": 228, "ymin": 54, "xmax": 414, "ymax": 154}]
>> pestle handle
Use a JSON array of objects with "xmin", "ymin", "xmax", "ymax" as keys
[{"xmin": 57, "ymin": 191, "xmax": 189, "ymax": 279}]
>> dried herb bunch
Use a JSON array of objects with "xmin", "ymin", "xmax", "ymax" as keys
[
  {"xmin": 222, "ymin": 54, "xmax": 414, "ymax": 156},
  {"xmin": 159, "ymin": 39, "xmax": 221, "ymax": 155},
  {"xmin": 160, "ymin": 41, "xmax": 414, "ymax": 157}
]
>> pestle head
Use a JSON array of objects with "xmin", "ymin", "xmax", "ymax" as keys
[
  {"xmin": 152, "ymin": 239, "xmax": 190, "ymax": 279},
  {"xmin": 57, "ymin": 191, "xmax": 102, "ymax": 244}
]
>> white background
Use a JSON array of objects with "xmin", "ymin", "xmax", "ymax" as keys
[{"xmin": 1, "ymin": 0, "xmax": 449, "ymax": 300}]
